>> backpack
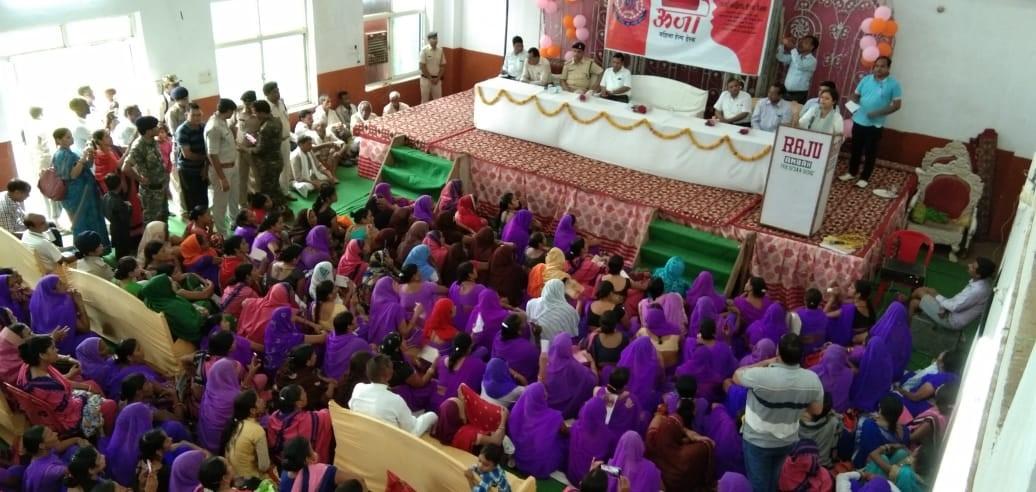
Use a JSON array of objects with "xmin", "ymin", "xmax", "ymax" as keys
[{"xmin": 37, "ymin": 168, "xmax": 67, "ymax": 200}]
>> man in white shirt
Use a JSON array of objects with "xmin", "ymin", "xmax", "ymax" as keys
[
  {"xmin": 520, "ymin": 48, "xmax": 551, "ymax": 86},
  {"xmin": 501, "ymin": 36, "xmax": 526, "ymax": 79},
  {"xmin": 112, "ymin": 105, "xmax": 141, "ymax": 149},
  {"xmin": 349, "ymin": 355, "xmax": 438, "ymax": 436},
  {"xmin": 68, "ymin": 97, "xmax": 93, "ymax": 154},
  {"xmin": 910, "ymin": 257, "xmax": 996, "ymax": 330},
  {"xmin": 21, "ymin": 214, "xmax": 75, "ymax": 273},
  {"xmin": 289, "ymin": 136, "xmax": 334, "ymax": 196},
  {"xmin": 349, "ymin": 102, "xmax": 374, "ymax": 154},
  {"xmin": 776, "ymin": 35, "xmax": 818, "ymax": 104},
  {"xmin": 597, "ymin": 52, "xmax": 633, "ymax": 103},
  {"xmin": 382, "ymin": 91, "xmax": 410, "ymax": 116},
  {"xmin": 293, "ymin": 109, "xmax": 320, "ymax": 142},
  {"xmin": 263, "ymin": 81, "xmax": 293, "ymax": 196},
  {"xmin": 419, "ymin": 32, "xmax": 447, "ymax": 103},
  {"xmin": 712, "ymin": 78, "xmax": 753, "ymax": 126},
  {"xmin": 334, "ymin": 91, "xmax": 356, "ymax": 127},
  {"xmin": 751, "ymin": 83, "xmax": 792, "ymax": 132},
  {"xmin": 205, "ymin": 98, "xmax": 240, "ymax": 235}
]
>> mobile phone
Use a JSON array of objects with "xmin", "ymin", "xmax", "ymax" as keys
[{"xmin": 600, "ymin": 464, "xmax": 621, "ymax": 476}]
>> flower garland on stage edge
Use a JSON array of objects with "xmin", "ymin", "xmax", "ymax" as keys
[{"xmin": 476, "ymin": 87, "xmax": 773, "ymax": 162}]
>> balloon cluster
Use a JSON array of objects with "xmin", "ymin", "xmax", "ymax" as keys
[
  {"xmin": 562, "ymin": 14, "xmax": 590, "ymax": 42},
  {"xmin": 536, "ymin": 0, "xmax": 589, "ymax": 59},
  {"xmin": 858, "ymin": 5, "xmax": 898, "ymax": 67}
]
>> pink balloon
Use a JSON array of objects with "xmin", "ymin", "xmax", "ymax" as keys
[
  {"xmin": 858, "ymin": 35, "xmax": 877, "ymax": 50},
  {"xmin": 862, "ymin": 46, "xmax": 880, "ymax": 62},
  {"xmin": 874, "ymin": 6, "xmax": 893, "ymax": 20},
  {"xmin": 564, "ymin": 50, "xmax": 576, "ymax": 61},
  {"xmin": 536, "ymin": 0, "xmax": 548, "ymax": 8},
  {"xmin": 576, "ymin": 27, "xmax": 590, "ymax": 41},
  {"xmin": 860, "ymin": 17, "xmax": 874, "ymax": 34},
  {"xmin": 843, "ymin": 118, "xmax": 853, "ymax": 136},
  {"xmin": 540, "ymin": 34, "xmax": 553, "ymax": 48},
  {"xmin": 543, "ymin": 1, "xmax": 558, "ymax": 14},
  {"xmin": 573, "ymin": 14, "xmax": 587, "ymax": 28}
]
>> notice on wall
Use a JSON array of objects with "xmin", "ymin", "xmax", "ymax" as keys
[{"xmin": 605, "ymin": 0, "xmax": 776, "ymax": 75}]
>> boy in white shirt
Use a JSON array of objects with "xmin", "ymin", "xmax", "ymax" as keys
[
  {"xmin": 501, "ymin": 36, "xmax": 526, "ymax": 79},
  {"xmin": 713, "ymin": 78, "xmax": 753, "ymax": 126},
  {"xmin": 289, "ymin": 136, "xmax": 334, "ymax": 196},
  {"xmin": 598, "ymin": 52, "xmax": 633, "ymax": 103}
]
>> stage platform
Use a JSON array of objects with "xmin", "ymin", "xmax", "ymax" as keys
[{"xmin": 356, "ymin": 90, "xmax": 915, "ymax": 306}]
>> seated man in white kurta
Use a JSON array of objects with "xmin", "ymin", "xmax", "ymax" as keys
[{"xmin": 289, "ymin": 136, "xmax": 334, "ymax": 196}]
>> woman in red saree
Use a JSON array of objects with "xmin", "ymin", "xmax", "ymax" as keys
[
  {"xmin": 433, "ymin": 383, "xmax": 507, "ymax": 453},
  {"xmin": 454, "ymin": 195, "xmax": 488, "ymax": 234},
  {"xmin": 267, "ymin": 384, "xmax": 334, "ymax": 464},
  {"xmin": 645, "ymin": 379, "xmax": 715, "ymax": 492}
]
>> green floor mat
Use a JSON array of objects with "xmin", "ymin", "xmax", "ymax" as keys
[{"xmin": 637, "ymin": 219, "xmax": 741, "ymax": 291}]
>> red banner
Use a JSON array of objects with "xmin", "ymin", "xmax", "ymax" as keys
[{"xmin": 605, "ymin": 0, "xmax": 776, "ymax": 75}]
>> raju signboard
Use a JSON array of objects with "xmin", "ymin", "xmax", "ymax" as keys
[{"xmin": 759, "ymin": 126, "xmax": 839, "ymax": 237}]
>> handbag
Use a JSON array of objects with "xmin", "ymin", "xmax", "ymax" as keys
[{"xmin": 37, "ymin": 167, "xmax": 67, "ymax": 200}]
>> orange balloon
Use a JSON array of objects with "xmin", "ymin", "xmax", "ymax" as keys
[
  {"xmin": 547, "ymin": 46, "xmax": 560, "ymax": 58},
  {"xmin": 869, "ymin": 18, "xmax": 887, "ymax": 36},
  {"xmin": 566, "ymin": 27, "xmax": 577, "ymax": 40},
  {"xmin": 861, "ymin": 58, "xmax": 874, "ymax": 68},
  {"xmin": 882, "ymin": 20, "xmax": 899, "ymax": 37},
  {"xmin": 563, "ymin": 15, "xmax": 574, "ymax": 29},
  {"xmin": 877, "ymin": 42, "xmax": 892, "ymax": 56}
]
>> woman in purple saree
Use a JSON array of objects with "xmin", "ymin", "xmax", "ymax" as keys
[
  {"xmin": 197, "ymin": 358, "xmax": 240, "ymax": 453},
  {"xmin": 508, "ymin": 382, "xmax": 567, "ymax": 479},
  {"xmin": 429, "ymin": 334, "xmax": 487, "ymax": 410},
  {"xmin": 688, "ymin": 296, "xmax": 721, "ymax": 341},
  {"xmin": 448, "ymin": 262, "xmax": 485, "ymax": 330},
  {"xmin": 411, "ymin": 194, "xmax": 435, "ymax": 223},
  {"xmin": 544, "ymin": 333, "xmax": 596, "ymax": 419},
  {"xmin": 466, "ymin": 289, "xmax": 511, "ymax": 354},
  {"xmin": 608, "ymin": 431, "xmax": 662, "ymax": 492},
  {"xmin": 365, "ymin": 276, "xmax": 410, "ymax": 345},
  {"xmin": 738, "ymin": 338, "xmax": 776, "ymax": 368},
  {"xmin": 567, "ymin": 396, "xmax": 612, "ymax": 484},
  {"xmin": 102, "ymin": 402, "xmax": 154, "ymax": 486},
  {"xmin": 0, "ymin": 272, "xmax": 30, "ymax": 324},
  {"xmin": 677, "ymin": 319, "xmax": 738, "ymax": 402},
  {"xmin": 491, "ymin": 314, "xmax": 539, "ymax": 383},
  {"xmin": 29, "ymin": 275, "xmax": 93, "ymax": 355},
  {"xmin": 685, "ymin": 271, "xmax": 726, "ymax": 316},
  {"xmin": 299, "ymin": 225, "xmax": 332, "ymax": 272},
  {"xmin": 849, "ymin": 335, "xmax": 894, "ymax": 412},
  {"xmin": 869, "ymin": 302, "xmax": 913, "ymax": 378},
  {"xmin": 76, "ymin": 338, "xmax": 114, "ymax": 389},
  {"xmin": 745, "ymin": 303, "xmax": 787, "ymax": 349},
  {"xmin": 322, "ymin": 313, "xmax": 370, "ymax": 381},
  {"xmin": 796, "ymin": 288, "xmax": 829, "ymax": 356},
  {"xmin": 597, "ymin": 368, "xmax": 643, "ymax": 448},
  {"xmin": 501, "ymin": 209, "xmax": 534, "ymax": 263},
  {"xmin": 729, "ymin": 276, "xmax": 773, "ymax": 332},
  {"xmin": 616, "ymin": 336, "xmax": 664, "ymax": 413},
  {"xmin": 374, "ymin": 182, "xmax": 410, "ymax": 207},
  {"xmin": 703, "ymin": 403, "xmax": 746, "ymax": 476},
  {"xmin": 552, "ymin": 213, "xmax": 577, "ymax": 254},
  {"xmin": 811, "ymin": 344, "xmax": 855, "ymax": 413},
  {"xmin": 104, "ymin": 339, "xmax": 165, "ymax": 400}
]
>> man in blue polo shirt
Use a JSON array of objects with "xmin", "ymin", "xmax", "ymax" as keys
[
  {"xmin": 840, "ymin": 56, "xmax": 902, "ymax": 189},
  {"xmin": 175, "ymin": 102, "xmax": 209, "ymax": 212}
]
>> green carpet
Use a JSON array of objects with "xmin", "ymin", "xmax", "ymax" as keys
[
  {"xmin": 637, "ymin": 219, "xmax": 741, "ymax": 292},
  {"xmin": 381, "ymin": 146, "xmax": 454, "ymax": 201}
]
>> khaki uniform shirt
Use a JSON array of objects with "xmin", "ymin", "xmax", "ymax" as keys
[
  {"xmin": 560, "ymin": 58, "xmax": 604, "ymax": 92},
  {"xmin": 420, "ymin": 46, "xmax": 446, "ymax": 77}
]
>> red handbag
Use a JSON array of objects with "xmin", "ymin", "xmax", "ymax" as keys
[{"xmin": 37, "ymin": 168, "xmax": 67, "ymax": 201}]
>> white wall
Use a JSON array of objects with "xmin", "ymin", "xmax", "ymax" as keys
[
  {"xmin": 505, "ymin": 0, "xmax": 542, "ymax": 55},
  {"xmin": 311, "ymin": 0, "xmax": 364, "ymax": 73},
  {"xmin": 459, "ymin": 0, "xmax": 507, "ymax": 56},
  {"xmin": 888, "ymin": 0, "xmax": 1036, "ymax": 157}
]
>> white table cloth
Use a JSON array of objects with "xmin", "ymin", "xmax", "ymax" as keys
[{"xmin": 473, "ymin": 77, "xmax": 775, "ymax": 194}]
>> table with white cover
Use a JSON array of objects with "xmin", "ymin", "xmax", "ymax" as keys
[{"xmin": 472, "ymin": 77, "xmax": 775, "ymax": 194}]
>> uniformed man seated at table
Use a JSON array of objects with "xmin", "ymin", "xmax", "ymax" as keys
[{"xmin": 560, "ymin": 42, "xmax": 603, "ymax": 93}]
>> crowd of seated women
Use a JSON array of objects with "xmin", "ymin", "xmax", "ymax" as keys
[{"xmin": 0, "ymin": 177, "xmax": 962, "ymax": 492}]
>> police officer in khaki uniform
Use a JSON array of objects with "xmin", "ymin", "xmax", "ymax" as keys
[
  {"xmin": 559, "ymin": 42, "xmax": 604, "ymax": 93},
  {"xmin": 419, "ymin": 32, "xmax": 447, "ymax": 103}
]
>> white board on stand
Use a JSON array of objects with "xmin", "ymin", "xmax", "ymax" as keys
[{"xmin": 759, "ymin": 125, "xmax": 840, "ymax": 237}]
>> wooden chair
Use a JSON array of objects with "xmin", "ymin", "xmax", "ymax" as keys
[
  {"xmin": 907, "ymin": 157, "xmax": 983, "ymax": 262},
  {"xmin": 2, "ymin": 383, "xmax": 73, "ymax": 434}
]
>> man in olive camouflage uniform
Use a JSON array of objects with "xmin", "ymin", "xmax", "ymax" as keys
[
  {"xmin": 124, "ymin": 116, "xmax": 169, "ymax": 223},
  {"xmin": 249, "ymin": 100, "xmax": 290, "ymax": 207}
]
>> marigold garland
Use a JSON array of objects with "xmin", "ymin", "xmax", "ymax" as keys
[{"xmin": 476, "ymin": 87, "xmax": 773, "ymax": 162}]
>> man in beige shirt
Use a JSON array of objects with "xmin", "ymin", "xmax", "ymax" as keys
[
  {"xmin": 263, "ymin": 81, "xmax": 293, "ymax": 198},
  {"xmin": 419, "ymin": 32, "xmax": 447, "ymax": 103},
  {"xmin": 560, "ymin": 42, "xmax": 603, "ymax": 93},
  {"xmin": 205, "ymin": 98, "xmax": 239, "ymax": 235},
  {"xmin": 231, "ymin": 90, "xmax": 260, "ymax": 204},
  {"xmin": 521, "ymin": 48, "xmax": 552, "ymax": 86}
]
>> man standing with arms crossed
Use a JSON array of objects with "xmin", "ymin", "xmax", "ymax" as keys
[
  {"xmin": 419, "ymin": 32, "xmax": 446, "ymax": 103},
  {"xmin": 232, "ymin": 91, "xmax": 260, "ymax": 207},
  {"xmin": 205, "ymin": 98, "xmax": 239, "ymax": 235},
  {"xmin": 249, "ymin": 101, "xmax": 290, "ymax": 208},
  {"xmin": 123, "ymin": 116, "xmax": 168, "ymax": 224}
]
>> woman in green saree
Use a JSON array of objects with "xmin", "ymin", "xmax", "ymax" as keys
[{"xmin": 138, "ymin": 274, "xmax": 205, "ymax": 343}]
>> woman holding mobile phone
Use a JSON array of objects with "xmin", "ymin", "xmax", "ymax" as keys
[{"xmin": 52, "ymin": 127, "xmax": 110, "ymax": 250}]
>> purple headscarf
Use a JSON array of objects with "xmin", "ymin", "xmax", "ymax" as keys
[
  {"xmin": 263, "ymin": 306, "xmax": 304, "ymax": 370},
  {"xmin": 22, "ymin": 452, "xmax": 64, "ymax": 492},
  {"xmin": 75, "ymin": 338, "xmax": 113, "ymax": 387},
  {"xmin": 718, "ymin": 472, "xmax": 752, "ymax": 492},
  {"xmin": 746, "ymin": 303, "xmax": 787, "ymax": 349},
  {"xmin": 0, "ymin": 275, "xmax": 29, "ymax": 323},
  {"xmin": 608, "ymin": 431, "xmax": 662, "ymax": 492},
  {"xmin": 103, "ymin": 402, "xmax": 153, "ymax": 486},
  {"xmin": 323, "ymin": 331, "xmax": 369, "ymax": 380},
  {"xmin": 449, "ymin": 281, "xmax": 485, "ymax": 331},
  {"xmin": 859, "ymin": 477, "xmax": 894, "ymax": 492},
  {"xmin": 374, "ymin": 182, "xmax": 408, "ymax": 206},
  {"xmin": 437, "ymin": 179, "xmax": 463, "ymax": 214},
  {"xmin": 197, "ymin": 358, "xmax": 240, "ymax": 452},
  {"xmin": 234, "ymin": 225, "xmax": 258, "ymax": 247},
  {"xmin": 811, "ymin": 344, "xmax": 854, "ymax": 413},
  {"xmin": 412, "ymin": 195, "xmax": 435, "ymax": 223},
  {"xmin": 676, "ymin": 342, "xmax": 737, "ymax": 402},
  {"xmin": 732, "ymin": 294, "xmax": 774, "ymax": 329},
  {"xmin": 28, "ymin": 275, "xmax": 81, "ymax": 354},
  {"xmin": 656, "ymin": 293, "xmax": 688, "ymax": 334},
  {"xmin": 105, "ymin": 362, "xmax": 164, "ymax": 400},
  {"xmin": 466, "ymin": 290, "xmax": 510, "ymax": 352},
  {"xmin": 738, "ymin": 338, "xmax": 776, "ymax": 367},
  {"xmin": 724, "ymin": 383, "xmax": 749, "ymax": 418},
  {"xmin": 252, "ymin": 230, "xmax": 279, "ymax": 261},
  {"xmin": 431, "ymin": 350, "xmax": 487, "ymax": 410},
  {"xmin": 849, "ymin": 335, "xmax": 894, "ymax": 412},
  {"xmin": 796, "ymin": 306, "xmax": 829, "ymax": 355},
  {"xmin": 168, "ymin": 449, "xmax": 206, "ymax": 492},
  {"xmin": 567, "ymin": 396, "xmax": 611, "ymax": 484},
  {"xmin": 501, "ymin": 209, "xmax": 534, "ymax": 262},
  {"xmin": 508, "ymin": 382, "xmax": 566, "ymax": 478},
  {"xmin": 545, "ymin": 333, "xmax": 596, "ymax": 418},
  {"xmin": 703, "ymin": 405, "xmax": 746, "ymax": 476},
  {"xmin": 491, "ymin": 331, "xmax": 540, "ymax": 384},
  {"xmin": 552, "ymin": 214, "xmax": 576, "ymax": 254},
  {"xmin": 827, "ymin": 302, "xmax": 856, "ymax": 346},
  {"xmin": 685, "ymin": 271, "xmax": 726, "ymax": 315},
  {"xmin": 366, "ymin": 276, "xmax": 405, "ymax": 345},
  {"xmin": 299, "ymin": 225, "xmax": 332, "ymax": 271},
  {"xmin": 869, "ymin": 302, "xmax": 912, "ymax": 377},
  {"xmin": 616, "ymin": 337, "xmax": 662, "ymax": 411},
  {"xmin": 643, "ymin": 307, "xmax": 681, "ymax": 337},
  {"xmin": 688, "ymin": 296, "xmax": 719, "ymax": 340},
  {"xmin": 482, "ymin": 358, "xmax": 517, "ymax": 399}
]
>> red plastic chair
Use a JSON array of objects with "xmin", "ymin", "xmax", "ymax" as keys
[
  {"xmin": 2, "ymin": 382, "xmax": 71, "ymax": 433},
  {"xmin": 877, "ymin": 230, "xmax": 935, "ymax": 301}
]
